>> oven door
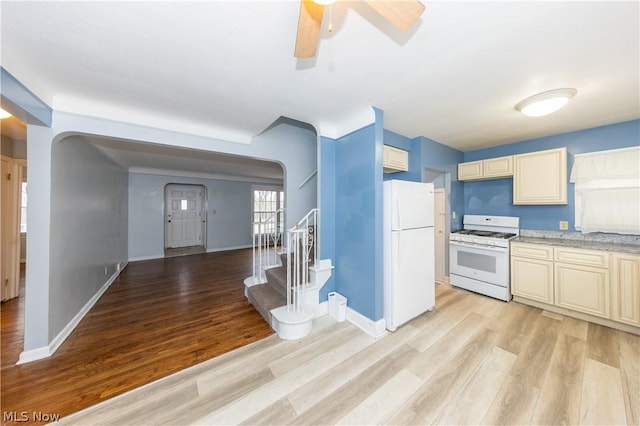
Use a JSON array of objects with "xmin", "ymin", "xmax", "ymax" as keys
[{"xmin": 449, "ymin": 240, "xmax": 509, "ymax": 287}]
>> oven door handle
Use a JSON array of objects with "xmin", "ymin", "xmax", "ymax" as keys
[{"xmin": 449, "ymin": 240, "xmax": 508, "ymax": 252}]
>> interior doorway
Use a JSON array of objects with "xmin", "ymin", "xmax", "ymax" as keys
[
  {"xmin": 424, "ymin": 168, "xmax": 449, "ymax": 284},
  {"xmin": 164, "ymin": 184, "xmax": 207, "ymax": 253}
]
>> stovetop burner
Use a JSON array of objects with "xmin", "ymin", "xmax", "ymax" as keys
[{"xmin": 452, "ymin": 229, "xmax": 516, "ymax": 239}]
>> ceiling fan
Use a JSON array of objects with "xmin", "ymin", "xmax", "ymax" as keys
[{"xmin": 294, "ymin": 0, "xmax": 426, "ymax": 58}]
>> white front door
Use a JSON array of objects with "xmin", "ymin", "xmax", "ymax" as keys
[{"xmin": 165, "ymin": 184, "xmax": 204, "ymax": 249}]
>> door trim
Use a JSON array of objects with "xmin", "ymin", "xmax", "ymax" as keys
[{"xmin": 164, "ymin": 184, "xmax": 207, "ymax": 250}]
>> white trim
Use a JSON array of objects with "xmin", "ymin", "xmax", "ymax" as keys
[
  {"xmin": 16, "ymin": 346, "xmax": 51, "ymax": 365},
  {"xmin": 129, "ymin": 254, "xmax": 165, "ymax": 262},
  {"xmin": 130, "ymin": 245, "xmax": 253, "ymax": 262},
  {"xmin": 17, "ymin": 267, "xmax": 121, "ymax": 364},
  {"xmin": 346, "ymin": 307, "xmax": 388, "ymax": 339},
  {"xmin": 206, "ymin": 244, "xmax": 252, "ymax": 253},
  {"xmin": 315, "ymin": 300, "xmax": 329, "ymax": 318},
  {"xmin": 436, "ymin": 275, "xmax": 450, "ymax": 285}
]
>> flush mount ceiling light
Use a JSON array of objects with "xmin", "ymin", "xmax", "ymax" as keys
[
  {"xmin": 515, "ymin": 88, "xmax": 577, "ymax": 117},
  {"xmin": 0, "ymin": 107, "xmax": 12, "ymax": 119}
]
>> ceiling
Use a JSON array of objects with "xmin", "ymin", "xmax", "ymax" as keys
[
  {"xmin": 1, "ymin": 1, "xmax": 638, "ymax": 153},
  {"xmin": 87, "ymin": 136, "xmax": 284, "ymax": 183}
]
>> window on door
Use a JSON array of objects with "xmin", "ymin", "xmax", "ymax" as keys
[{"xmin": 252, "ymin": 188, "xmax": 284, "ymax": 235}]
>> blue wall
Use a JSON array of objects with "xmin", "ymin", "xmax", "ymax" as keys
[
  {"xmin": 463, "ymin": 120, "xmax": 640, "ymax": 231},
  {"xmin": 420, "ymin": 136, "xmax": 465, "ymax": 231},
  {"xmin": 382, "ymin": 129, "xmax": 423, "ymax": 182},
  {"xmin": 330, "ymin": 110, "xmax": 385, "ymax": 321},
  {"xmin": 319, "ymin": 136, "xmax": 336, "ymax": 300}
]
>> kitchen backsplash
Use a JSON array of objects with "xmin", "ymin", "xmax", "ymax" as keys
[{"xmin": 520, "ymin": 229, "xmax": 640, "ymax": 246}]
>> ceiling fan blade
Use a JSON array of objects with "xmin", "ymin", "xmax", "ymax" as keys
[
  {"xmin": 294, "ymin": 0, "xmax": 325, "ymax": 58},
  {"xmin": 364, "ymin": 0, "xmax": 425, "ymax": 32}
]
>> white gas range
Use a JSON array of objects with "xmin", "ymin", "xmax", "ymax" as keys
[{"xmin": 449, "ymin": 215, "xmax": 520, "ymax": 301}]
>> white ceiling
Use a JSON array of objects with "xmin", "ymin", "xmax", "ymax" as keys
[
  {"xmin": 1, "ymin": 1, "xmax": 639, "ymax": 153},
  {"xmin": 87, "ymin": 135, "xmax": 284, "ymax": 183}
]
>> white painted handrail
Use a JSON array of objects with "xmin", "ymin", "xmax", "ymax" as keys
[
  {"xmin": 286, "ymin": 208, "xmax": 319, "ymax": 312},
  {"xmin": 250, "ymin": 208, "xmax": 285, "ymax": 283},
  {"xmin": 298, "ymin": 170, "xmax": 317, "ymax": 189}
]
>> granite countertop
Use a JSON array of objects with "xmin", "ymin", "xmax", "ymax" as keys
[{"xmin": 513, "ymin": 235, "xmax": 640, "ymax": 255}]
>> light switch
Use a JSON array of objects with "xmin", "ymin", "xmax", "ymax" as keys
[{"xmin": 559, "ymin": 220, "xmax": 569, "ymax": 230}]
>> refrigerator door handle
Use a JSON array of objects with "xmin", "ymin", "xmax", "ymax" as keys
[{"xmin": 395, "ymin": 196, "xmax": 402, "ymax": 231}]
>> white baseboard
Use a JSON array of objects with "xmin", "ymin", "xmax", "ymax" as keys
[
  {"xmin": 346, "ymin": 306, "xmax": 387, "ymax": 339},
  {"xmin": 17, "ymin": 346, "xmax": 51, "ymax": 365},
  {"xmin": 129, "ymin": 254, "xmax": 164, "ymax": 262},
  {"xmin": 436, "ymin": 275, "xmax": 450, "ymax": 285},
  {"xmin": 206, "ymin": 244, "xmax": 252, "ymax": 253},
  {"xmin": 315, "ymin": 300, "xmax": 329, "ymax": 318},
  {"xmin": 17, "ymin": 268, "xmax": 121, "ymax": 365}
]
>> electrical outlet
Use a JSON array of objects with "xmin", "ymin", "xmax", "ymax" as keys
[
  {"xmin": 104, "ymin": 266, "xmax": 108, "ymax": 275},
  {"xmin": 559, "ymin": 220, "xmax": 569, "ymax": 230}
]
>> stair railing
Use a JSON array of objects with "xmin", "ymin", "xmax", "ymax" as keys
[
  {"xmin": 286, "ymin": 208, "xmax": 318, "ymax": 312},
  {"xmin": 250, "ymin": 208, "xmax": 285, "ymax": 284}
]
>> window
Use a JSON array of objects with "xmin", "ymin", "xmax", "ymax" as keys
[
  {"xmin": 252, "ymin": 188, "xmax": 284, "ymax": 235},
  {"xmin": 20, "ymin": 181, "xmax": 27, "ymax": 233},
  {"xmin": 570, "ymin": 146, "xmax": 640, "ymax": 235}
]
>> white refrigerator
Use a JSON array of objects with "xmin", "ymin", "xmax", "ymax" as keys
[{"xmin": 383, "ymin": 180, "xmax": 435, "ymax": 331}]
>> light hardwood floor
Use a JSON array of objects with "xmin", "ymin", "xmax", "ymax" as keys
[{"xmin": 60, "ymin": 284, "xmax": 639, "ymax": 426}]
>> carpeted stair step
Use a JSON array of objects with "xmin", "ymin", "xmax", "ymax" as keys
[
  {"xmin": 247, "ymin": 283, "xmax": 286, "ymax": 326},
  {"xmin": 265, "ymin": 266, "xmax": 287, "ymax": 298}
]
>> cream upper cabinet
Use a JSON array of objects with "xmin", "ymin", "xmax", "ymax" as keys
[
  {"xmin": 513, "ymin": 147, "xmax": 567, "ymax": 205},
  {"xmin": 511, "ymin": 242, "xmax": 554, "ymax": 303},
  {"xmin": 383, "ymin": 145, "xmax": 409, "ymax": 173},
  {"xmin": 612, "ymin": 253, "xmax": 640, "ymax": 326},
  {"xmin": 458, "ymin": 160, "xmax": 483, "ymax": 180},
  {"xmin": 483, "ymin": 156, "xmax": 513, "ymax": 178},
  {"xmin": 458, "ymin": 156, "xmax": 513, "ymax": 181}
]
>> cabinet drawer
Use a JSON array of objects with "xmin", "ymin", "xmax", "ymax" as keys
[
  {"xmin": 511, "ymin": 243, "xmax": 553, "ymax": 261},
  {"xmin": 554, "ymin": 247, "xmax": 609, "ymax": 268}
]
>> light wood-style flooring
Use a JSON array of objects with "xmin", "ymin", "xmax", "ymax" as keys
[
  {"xmin": 0, "ymin": 250, "xmax": 273, "ymax": 422},
  {"xmin": 60, "ymin": 284, "xmax": 639, "ymax": 425}
]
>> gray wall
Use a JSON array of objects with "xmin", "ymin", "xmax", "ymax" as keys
[
  {"xmin": 49, "ymin": 136, "xmax": 128, "ymax": 341},
  {"xmin": 23, "ymin": 111, "xmax": 317, "ymax": 352},
  {"xmin": 129, "ymin": 173, "xmax": 277, "ymax": 258}
]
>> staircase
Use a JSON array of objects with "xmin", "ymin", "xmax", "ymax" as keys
[
  {"xmin": 246, "ymin": 253, "xmax": 288, "ymax": 326},
  {"xmin": 245, "ymin": 209, "xmax": 333, "ymax": 340}
]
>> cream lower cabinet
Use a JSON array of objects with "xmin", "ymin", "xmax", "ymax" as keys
[
  {"xmin": 511, "ymin": 242, "xmax": 639, "ymax": 333},
  {"xmin": 554, "ymin": 247, "xmax": 610, "ymax": 319},
  {"xmin": 511, "ymin": 243, "xmax": 554, "ymax": 303},
  {"xmin": 555, "ymin": 262, "xmax": 610, "ymax": 319},
  {"xmin": 612, "ymin": 253, "xmax": 640, "ymax": 326}
]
